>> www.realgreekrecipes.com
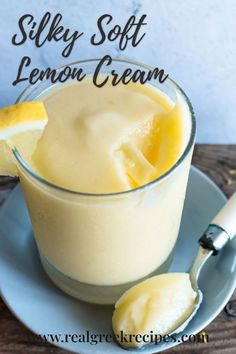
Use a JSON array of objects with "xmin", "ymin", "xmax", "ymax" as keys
[{"xmin": 38, "ymin": 330, "xmax": 209, "ymax": 346}]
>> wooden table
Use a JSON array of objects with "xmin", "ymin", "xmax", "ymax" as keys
[{"xmin": 0, "ymin": 144, "xmax": 236, "ymax": 354}]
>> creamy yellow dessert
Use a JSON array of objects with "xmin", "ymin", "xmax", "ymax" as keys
[
  {"xmin": 0, "ymin": 76, "xmax": 193, "ymax": 303},
  {"xmin": 18, "ymin": 79, "xmax": 192, "ymax": 291},
  {"xmin": 112, "ymin": 273, "xmax": 197, "ymax": 348},
  {"xmin": 30, "ymin": 80, "xmax": 184, "ymax": 193}
]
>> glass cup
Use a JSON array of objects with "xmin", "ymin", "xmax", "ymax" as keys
[{"xmin": 14, "ymin": 59, "xmax": 196, "ymax": 304}]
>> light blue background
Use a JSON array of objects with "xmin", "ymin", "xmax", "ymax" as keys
[{"xmin": 0, "ymin": 0, "xmax": 235, "ymax": 143}]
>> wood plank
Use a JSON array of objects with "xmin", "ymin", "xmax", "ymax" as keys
[{"xmin": 0, "ymin": 144, "xmax": 235, "ymax": 354}]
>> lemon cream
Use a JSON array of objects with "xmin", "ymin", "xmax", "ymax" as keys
[
  {"xmin": 31, "ymin": 80, "xmax": 184, "ymax": 193},
  {"xmin": 112, "ymin": 273, "xmax": 197, "ymax": 348},
  {"xmin": 15, "ymin": 67, "xmax": 194, "ymax": 303}
]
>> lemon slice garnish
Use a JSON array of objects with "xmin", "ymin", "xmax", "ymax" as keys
[{"xmin": 0, "ymin": 102, "xmax": 48, "ymax": 176}]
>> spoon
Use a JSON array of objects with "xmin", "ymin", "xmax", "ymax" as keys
[
  {"xmin": 172, "ymin": 190, "xmax": 236, "ymax": 334},
  {"xmin": 112, "ymin": 190, "xmax": 236, "ymax": 349}
]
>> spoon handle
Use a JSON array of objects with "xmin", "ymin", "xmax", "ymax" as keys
[
  {"xmin": 212, "ymin": 191, "xmax": 236, "ymax": 239},
  {"xmin": 199, "ymin": 191, "xmax": 236, "ymax": 254}
]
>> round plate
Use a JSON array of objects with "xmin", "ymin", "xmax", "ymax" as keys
[{"xmin": 0, "ymin": 167, "xmax": 236, "ymax": 353}]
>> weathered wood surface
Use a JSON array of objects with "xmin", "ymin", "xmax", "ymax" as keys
[{"xmin": 0, "ymin": 144, "xmax": 236, "ymax": 354}]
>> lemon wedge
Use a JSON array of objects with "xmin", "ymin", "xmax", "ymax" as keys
[{"xmin": 0, "ymin": 102, "xmax": 48, "ymax": 176}]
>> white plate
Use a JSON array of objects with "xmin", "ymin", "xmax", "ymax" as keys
[{"xmin": 0, "ymin": 167, "xmax": 236, "ymax": 354}]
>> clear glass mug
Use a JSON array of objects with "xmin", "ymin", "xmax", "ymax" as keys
[{"xmin": 14, "ymin": 59, "xmax": 195, "ymax": 304}]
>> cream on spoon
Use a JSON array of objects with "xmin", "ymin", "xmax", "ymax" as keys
[{"xmin": 112, "ymin": 191, "xmax": 236, "ymax": 348}]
